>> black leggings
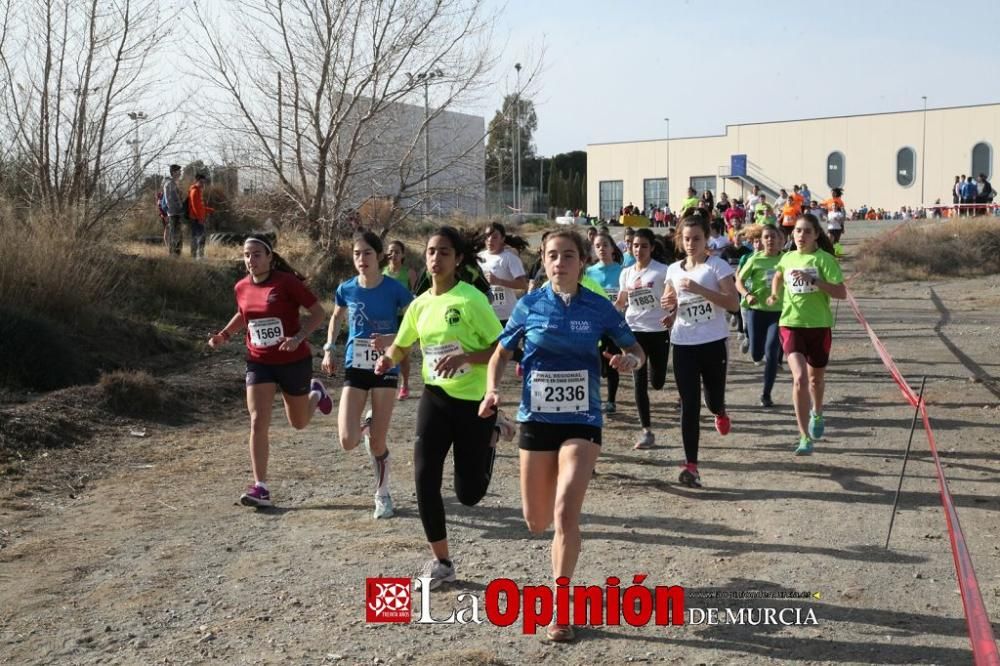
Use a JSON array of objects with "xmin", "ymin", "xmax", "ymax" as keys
[
  {"xmin": 414, "ymin": 385, "xmax": 497, "ymax": 543},
  {"xmin": 600, "ymin": 336, "xmax": 620, "ymax": 403},
  {"xmin": 633, "ymin": 330, "xmax": 670, "ymax": 428},
  {"xmin": 672, "ymin": 338, "xmax": 728, "ymax": 464}
]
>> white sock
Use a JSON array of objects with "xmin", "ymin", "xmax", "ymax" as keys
[
  {"xmin": 371, "ymin": 451, "xmax": 390, "ymax": 497},
  {"xmin": 255, "ymin": 481, "xmax": 268, "ymax": 490}
]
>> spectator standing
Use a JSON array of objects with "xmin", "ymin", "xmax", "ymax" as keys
[
  {"xmin": 162, "ymin": 164, "xmax": 184, "ymax": 256},
  {"xmin": 952, "ymin": 175, "xmax": 961, "ymax": 213},
  {"xmin": 975, "ymin": 173, "xmax": 994, "ymax": 215},
  {"xmin": 187, "ymin": 174, "xmax": 214, "ymax": 260},
  {"xmin": 960, "ymin": 175, "xmax": 975, "ymax": 216}
]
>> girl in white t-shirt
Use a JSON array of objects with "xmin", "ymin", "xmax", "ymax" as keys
[
  {"xmin": 614, "ymin": 227, "xmax": 672, "ymax": 450},
  {"xmin": 661, "ymin": 214, "xmax": 740, "ymax": 488},
  {"xmin": 477, "ymin": 222, "xmax": 529, "ymax": 324}
]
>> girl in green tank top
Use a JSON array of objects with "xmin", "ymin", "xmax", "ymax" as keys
[{"xmin": 384, "ymin": 240, "xmax": 415, "ymax": 398}]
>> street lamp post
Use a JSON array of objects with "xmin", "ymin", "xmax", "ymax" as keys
[
  {"xmin": 920, "ymin": 96, "xmax": 927, "ymax": 211},
  {"xmin": 515, "ymin": 62, "xmax": 522, "ymax": 214},
  {"xmin": 664, "ymin": 117, "xmax": 670, "ymax": 208},
  {"xmin": 407, "ymin": 69, "xmax": 444, "ymax": 216},
  {"xmin": 127, "ymin": 110, "xmax": 147, "ymax": 198}
]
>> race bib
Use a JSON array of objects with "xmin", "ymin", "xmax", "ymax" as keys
[
  {"xmin": 787, "ymin": 267, "xmax": 819, "ymax": 294},
  {"xmin": 490, "ymin": 286, "xmax": 506, "ymax": 307},
  {"xmin": 605, "ymin": 288, "xmax": 619, "ymax": 302},
  {"xmin": 628, "ymin": 288, "xmax": 656, "ymax": 313},
  {"xmin": 248, "ymin": 317, "xmax": 284, "ymax": 348},
  {"xmin": 351, "ymin": 338, "xmax": 380, "ymax": 370},
  {"xmin": 423, "ymin": 341, "xmax": 470, "ymax": 381},
  {"xmin": 530, "ymin": 370, "xmax": 588, "ymax": 414},
  {"xmin": 677, "ymin": 295, "xmax": 717, "ymax": 325}
]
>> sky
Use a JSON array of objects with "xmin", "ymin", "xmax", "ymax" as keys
[{"xmin": 478, "ymin": 0, "xmax": 1000, "ymax": 156}]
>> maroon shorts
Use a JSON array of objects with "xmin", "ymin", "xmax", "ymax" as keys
[{"xmin": 779, "ymin": 326, "xmax": 832, "ymax": 368}]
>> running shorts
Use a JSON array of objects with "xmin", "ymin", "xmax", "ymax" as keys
[
  {"xmin": 519, "ymin": 421, "xmax": 601, "ymax": 452},
  {"xmin": 779, "ymin": 326, "xmax": 832, "ymax": 368}
]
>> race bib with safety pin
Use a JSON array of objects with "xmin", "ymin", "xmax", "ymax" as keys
[
  {"xmin": 351, "ymin": 338, "xmax": 380, "ymax": 370},
  {"xmin": 787, "ymin": 267, "xmax": 819, "ymax": 294},
  {"xmin": 677, "ymin": 295, "xmax": 717, "ymax": 325},
  {"xmin": 248, "ymin": 317, "xmax": 284, "ymax": 348},
  {"xmin": 423, "ymin": 341, "xmax": 470, "ymax": 381},
  {"xmin": 530, "ymin": 370, "xmax": 588, "ymax": 413},
  {"xmin": 628, "ymin": 287, "xmax": 656, "ymax": 313}
]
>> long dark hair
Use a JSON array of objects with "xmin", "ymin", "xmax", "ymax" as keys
[
  {"xmin": 634, "ymin": 227, "xmax": 670, "ymax": 264},
  {"xmin": 477, "ymin": 221, "xmax": 531, "ymax": 254},
  {"xmin": 797, "ymin": 213, "xmax": 836, "ymax": 254},
  {"xmin": 413, "ymin": 226, "xmax": 490, "ymax": 296},
  {"xmin": 594, "ymin": 231, "xmax": 624, "ymax": 264},
  {"xmin": 245, "ymin": 235, "xmax": 305, "ymax": 281}
]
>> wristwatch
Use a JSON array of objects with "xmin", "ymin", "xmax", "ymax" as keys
[{"xmin": 322, "ymin": 342, "xmax": 336, "ymax": 352}]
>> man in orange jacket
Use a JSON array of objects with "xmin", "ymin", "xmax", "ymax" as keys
[{"xmin": 187, "ymin": 173, "xmax": 214, "ymax": 259}]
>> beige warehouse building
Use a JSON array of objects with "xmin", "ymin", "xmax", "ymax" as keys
[{"xmin": 587, "ymin": 102, "xmax": 1000, "ymax": 218}]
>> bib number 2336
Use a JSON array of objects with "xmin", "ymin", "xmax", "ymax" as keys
[{"xmin": 530, "ymin": 370, "xmax": 588, "ymax": 413}]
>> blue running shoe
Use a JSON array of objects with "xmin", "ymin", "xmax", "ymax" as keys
[
  {"xmin": 795, "ymin": 436, "xmax": 814, "ymax": 456},
  {"xmin": 809, "ymin": 411, "xmax": 825, "ymax": 440}
]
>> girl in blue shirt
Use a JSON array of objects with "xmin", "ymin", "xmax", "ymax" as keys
[
  {"xmin": 321, "ymin": 232, "xmax": 413, "ymax": 519},
  {"xmin": 586, "ymin": 231, "xmax": 625, "ymax": 412},
  {"xmin": 480, "ymin": 229, "xmax": 644, "ymax": 643}
]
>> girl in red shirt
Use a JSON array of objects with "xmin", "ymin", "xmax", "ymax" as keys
[{"xmin": 208, "ymin": 236, "xmax": 331, "ymax": 507}]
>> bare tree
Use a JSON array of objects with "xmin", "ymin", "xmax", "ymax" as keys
[
  {"xmin": 193, "ymin": 0, "xmax": 514, "ymax": 251},
  {"xmin": 0, "ymin": 0, "xmax": 179, "ymax": 234}
]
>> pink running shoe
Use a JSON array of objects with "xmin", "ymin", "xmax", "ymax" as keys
[
  {"xmin": 312, "ymin": 379, "xmax": 333, "ymax": 415},
  {"xmin": 714, "ymin": 414, "xmax": 731, "ymax": 436},
  {"xmin": 397, "ymin": 386, "xmax": 410, "ymax": 401}
]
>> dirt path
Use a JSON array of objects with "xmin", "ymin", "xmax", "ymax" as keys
[{"xmin": 2, "ymin": 222, "xmax": 999, "ymax": 665}]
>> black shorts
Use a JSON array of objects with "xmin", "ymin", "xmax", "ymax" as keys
[
  {"xmin": 245, "ymin": 356, "xmax": 312, "ymax": 396},
  {"xmin": 519, "ymin": 421, "xmax": 602, "ymax": 452},
  {"xmin": 344, "ymin": 367, "xmax": 398, "ymax": 391}
]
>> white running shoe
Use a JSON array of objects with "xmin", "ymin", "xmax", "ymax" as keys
[
  {"xmin": 495, "ymin": 410, "xmax": 516, "ymax": 443},
  {"xmin": 361, "ymin": 409, "xmax": 373, "ymax": 454},
  {"xmin": 420, "ymin": 558, "xmax": 456, "ymax": 590},
  {"xmin": 373, "ymin": 494, "xmax": 395, "ymax": 520}
]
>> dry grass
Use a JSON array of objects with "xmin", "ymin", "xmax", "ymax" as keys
[
  {"xmin": 98, "ymin": 370, "xmax": 162, "ymax": 416},
  {"xmin": 856, "ymin": 217, "xmax": 1000, "ymax": 281}
]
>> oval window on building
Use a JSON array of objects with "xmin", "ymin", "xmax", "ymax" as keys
[
  {"xmin": 896, "ymin": 147, "xmax": 916, "ymax": 187},
  {"xmin": 971, "ymin": 142, "xmax": 992, "ymax": 179},
  {"xmin": 827, "ymin": 151, "xmax": 844, "ymax": 189}
]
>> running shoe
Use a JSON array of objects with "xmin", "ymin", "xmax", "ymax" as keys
[
  {"xmin": 759, "ymin": 394, "xmax": 774, "ymax": 408},
  {"xmin": 397, "ymin": 386, "xmax": 410, "ymax": 401},
  {"xmin": 419, "ymin": 558, "xmax": 456, "ymax": 590},
  {"xmin": 795, "ymin": 436, "xmax": 814, "ymax": 456},
  {"xmin": 495, "ymin": 410, "xmax": 517, "ymax": 443},
  {"xmin": 239, "ymin": 484, "xmax": 272, "ymax": 508},
  {"xmin": 602, "ymin": 401, "xmax": 617, "ymax": 414},
  {"xmin": 678, "ymin": 463, "xmax": 702, "ymax": 488},
  {"xmin": 634, "ymin": 430, "xmax": 655, "ymax": 450},
  {"xmin": 373, "ymin": 494, "xmax": 395, "ymax": 520},
  {"xmin": 361, "ymin": 409, "xmax": 373, "ymax": 453},
  {"xmin": 753, "ymin": 360, "xmax": 763, "ymax": 367},
  {"xmin": 546, "ymin": 622, "xmax": 576, "ymax": 642},
  {"xmin": 714, "ymin": 414, "xmax": 731, "ymax": 436},
  {"xmin": 740, "ymin": 338, "xmax": 750, "ymax": 355},
  {"xmin": 311, "ymin": 379, "xmax": 333, "ymax": 415},
  {"xmin": 809, "ymin": 411, "xmax": 825, "ymax": 440}
]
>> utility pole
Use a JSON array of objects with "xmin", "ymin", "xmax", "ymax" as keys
[
  {"xmin": 407, "ymin": 69, "xmax": 444, "ymax": 216},
  {"xmin": 277, "ymin": 71, "xmax": 283, "ymax": 177},
  {"xmin": 127, "ymin": 111, "xmax": 147, "ymax": 199},
  {"xmin": 515, "ymin": 63, "xmax": 522, "ymax": 213},
  {"xmin": 920, "ymin": 96, "xmax": 928, "ymax": 210},
  {"xmin": 664, "ymin": 117, "xmax": 670, "ymax": 207}
]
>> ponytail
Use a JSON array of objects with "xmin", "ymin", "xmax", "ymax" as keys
[{"xmin": 799, "ymin": 213, "xmax": 836, "ymax": 254}]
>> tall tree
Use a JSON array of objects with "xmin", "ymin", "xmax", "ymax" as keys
[
  {"xmin": 194, "ymin": 0, "xmax": 507, "ymax": 249},
  {"xmin": 0, "ymin": 0, "xmax": 178, "ymax": 233},
  {"xmin": 485, "ymin": 94, "xmax": 537, "ymax": 188}
]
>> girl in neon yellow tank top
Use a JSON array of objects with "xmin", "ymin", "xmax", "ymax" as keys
[{"xmin": 383, "ymin": 240, "xmax": 416, "ymax": 398}]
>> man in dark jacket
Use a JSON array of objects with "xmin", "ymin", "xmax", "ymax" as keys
[{"xmin": 162, "ymin": 164, "xmax": 184, "ymax": 255}]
